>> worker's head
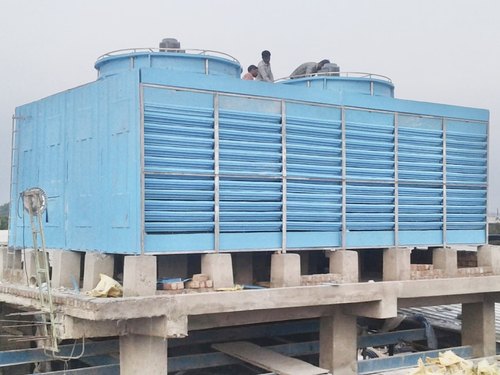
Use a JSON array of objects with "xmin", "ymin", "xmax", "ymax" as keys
[
  {"xmin": 318, "ymin": 59, "xmax": 330, "ymax": 70},
  {"xmin": 261, "ymin": 50, "xmax": 271, "ymax": 63},
  {"xmin": 248, "ymin": 65, "xmax": 258, "ymax": 77}
]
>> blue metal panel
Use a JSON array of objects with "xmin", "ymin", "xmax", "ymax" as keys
[{"xmin": 9, "ymin": 72, "xmax": 141, "ymax": 254}]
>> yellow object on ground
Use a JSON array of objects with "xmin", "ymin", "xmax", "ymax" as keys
[
  {"xmin": 409, "ymin": 351, "xmax": 500, "ymax": 375},
  {"xmin": 215, "ymin": 284, "xmax": 244, "ymax": 292},
  {"xmin": 86, "ymin": 274, "xmax": 123, "ymax": 297}
]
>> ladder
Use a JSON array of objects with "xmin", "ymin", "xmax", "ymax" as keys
[{"xmin": 22, "ymin": 188, "xmax": 59, "ymax": 352}]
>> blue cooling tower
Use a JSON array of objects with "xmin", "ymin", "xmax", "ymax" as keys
[{"xmin": 9, "ymin": 48, "xmax": 488, "ymax": 254}]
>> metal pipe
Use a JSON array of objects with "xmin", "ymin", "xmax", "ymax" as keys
[
  {"xmin": 281, "ymin": 100, "xmax": 287, "ymax": 254},
  {"xmin": 139, "ymin": 84, "xmax": 146, "ymax": 255},
  {"xmin": 442, "ymin": 118, "xmax": 447, "ymax": 246},
  {"xmin": 394, "ymin": 112, "xmax": 399, "ymax": 247},
  {"xmin": 214, "ymin": 94, "xmax": 220, "ymax": 253},
  {"xmin": 341, "ymin": 107, "xmax": 347, "ymax": 250}
]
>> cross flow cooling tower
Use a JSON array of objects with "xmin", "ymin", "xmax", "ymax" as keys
[{"xmin": 9, "ymin": 47, "xmax": 489, "ymax": 254}]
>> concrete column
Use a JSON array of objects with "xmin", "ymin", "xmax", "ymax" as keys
[
  {"xmin": 23, "ymin": 250, "xmax": 47, "ymax": 286},
  {"xmin": 383, "ymin": 247, "xmax": 411, "ymax": 281},
  {"xmin": 82, "ymin": 252, "xmax": 115, "ymax": 292},
  {"xmin": 157, "ymin": 255, "xmax": 188, "ymax": 279},
  {"xmin": 123, "ymin": 255, "xmax": 157, "ymax": 297},
  {"xmin": 320, "ymin": 310, "xmax": 357, "ymax": 375},
  {"xmin": 201, "ymin": 253, "xmax": 234, "ymax": 289},
  {"xmin": 478, "ymin": 244, "xmax": 500, "ymax": 274},
  {"xmin": 270, "ymin": 253, "xmax": 301, "ymax": 288},
  {"xmin": 233, "ymin": 252, "xmax": 253, "ymax": 285},
  {"xmin": 0, "ymin": 246, "xmax": 9, "ymax": 281},
  {"xmin": 462, "ymin": 300, "xmax": 496, "ymax": 357},
  {"xmin": 50, "ymin": 250, "xmax": 81, "ymax": 289},
  {"xmin": 120, "ymin": 334, "xmax": 168, "ymax": 375},
  {"xmin": 433, "ymin": 247, "xmax": 458, "ymax": 277},
  {"xmin": 330, "ymin": 250, "xmax": 358, "ymax": 283}
]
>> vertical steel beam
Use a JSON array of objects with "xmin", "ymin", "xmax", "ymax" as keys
[
  {"xmin": 394, "ymin": 113, "xmax": 399, "ymax": 247},
  {"xmin": 281, "ymin": 100, "xmax": 287, "ymax": 254},
  {"xmin": 485, "ymin": 117, "xmax": 490, "ymax": 243},
  {"xmin": 341, "ymin": 107, "xmax": 347, "ymax": 250},
  {"xmin": 214, "ymin": 94, "xmax": 220, "ymax": 253},
  {"xmin": 139, "ymin": 84, "xmax": 145, "ymax": 255},
  {"xmin": 205, "ymin": 58, "xmax": 209, "ymax": 75},
  {"xmin": 442, "ymin": 117, "xmax": 447, "ymax": 246},
  {"xmin": 370, "ymin": 81, "xmax": 374, "ymax": 96}
]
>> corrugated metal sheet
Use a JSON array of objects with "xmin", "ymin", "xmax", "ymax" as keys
[{"xmin": 399, "ymin": 304, "xmax": 500, "ymax": 342}]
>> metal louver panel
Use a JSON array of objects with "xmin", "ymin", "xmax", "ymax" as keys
[
  {"xmin": 141, "ymin": 85, "xmax": 488, "ymax": 252},
  {"xmin": 144, "ymin": 92, "xmax": 215, "ymax": 233}
]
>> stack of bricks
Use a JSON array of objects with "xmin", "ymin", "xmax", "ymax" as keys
[
  {"xmin": 161, "ymin": 280, "xmax": 184, "ymax": 290},
  {"xmin": 411, "ymin": 264, "xmax": 445, "ymax": 280},
  {"xmin": 301, "ymin": 273, "xmax": 343, "ymax": 286},
  {"xmin": 457, "ymin": 266, "xmax": 493, "ymax": 277},
  {"xmin": 185, "ymin": 274, "xmax": 213, "ymax": 289}
]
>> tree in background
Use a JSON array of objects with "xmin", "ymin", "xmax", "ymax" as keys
[{"xmin": 0, "ymin": 203, "xmax": 8, "ymax": 230}]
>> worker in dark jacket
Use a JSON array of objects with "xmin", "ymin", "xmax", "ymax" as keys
[{"xmin": 290, "ymin": 59, "xmax": 330, "ymax": 78}]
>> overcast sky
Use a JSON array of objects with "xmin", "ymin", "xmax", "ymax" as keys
[{"xmin": 1, "ymin": 0, "xmax": 499, "ymax": 213}]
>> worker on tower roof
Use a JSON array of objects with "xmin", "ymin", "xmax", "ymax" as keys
[{"xmin": 290, "ymin": 59, "xmax": 330, "ymax": 79}]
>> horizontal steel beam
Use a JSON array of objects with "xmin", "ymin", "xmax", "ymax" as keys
[{"xmin": 0, "ymin": 340, "xmax": 118, "ymax": 367}]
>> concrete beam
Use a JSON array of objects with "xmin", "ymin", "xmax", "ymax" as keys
[
  {"xmin": 127, "ymin": 315, "xmax": 188, "ymax": 339},
  {"xmin": 123, "ymin": 255, "xmax": 157, "ymax": 297},
  {"xmin": 270, "ymin": 253, "xmax": 301, "ymax": 288},
  {"xmin": 82, "ymin": 252, "xmax": 115, "ymax": 292},
  {"xmin": 320, "ymin": 310, "xmax": 357, "ymax": 374},
  {"xmin": 120, "ymin": 334, "xmax": 168, "ymax": 375},
  {"xmin": 189, "ymin": 305, "xmax": 337, "ymax": 330},
  {"xmin": 50, "ymin": 250, "xmax": 82, "ymax": 289},
  {"xmin": 383, "ymin": 247, "xmax": 411, "ymax": 281},
  {"xmin": 343, "ymin": 297, "xmax": 397, "ymax": 319},
  {"xmin": 462, "ymin": 300, "xmax": 496, "ymax": 357}
]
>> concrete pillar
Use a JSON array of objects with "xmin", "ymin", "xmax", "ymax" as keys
[
  {"xmin": 23, "ymin": 250, "xmax": 47, "ymax": 286},
  {"xmin": 0, "ymin": 246, "xmax": 9, "ymax": 281},
  {"xmin": 320, "ymin": 310, "xmax": 357, "ymax": 375},
  {"xmin": 433, "ymin": 247, "xmax": 457, "ymax": 277},
  {"xmin": 120, "ymin": 334, "xmax": 168, "ymax": 375},
  {"xmin": 233, "ymin": 252, "xmax": 253, "ymax": 285},
  {"xmin": 50, "ymin": 250, "xmax": 82, "ymax": 289},
  {"xmin": 478, "ymin": 244, "xmax": 500, "ymax": 274},
  {"xmin": 462, "ymin": 300, "xmax": 496, "ymax": 357},
  {"xmin": 383, "ymin": 247, "xmax": 411, "ymax": 281},
  {"xmin": 201, "ymin": 253, "xmax": 234, "ymax": 289},
  {"xmin": 157, "ymin": 255, "xmax": 188, "ymax": 279},
  {"xmin": 123, "ymin": 255, "xmax": 157, "ymax": 297},
  {"xmin": 270, "ymin": 253, "xmax": 301, "ymax": 288},
  {"xmin": 82, "ymin": 252, "xmax": 115, "ymax": 292},
  {"xmin": 330, "ymin": 250, "xmax": 358, "ymax": 283}
]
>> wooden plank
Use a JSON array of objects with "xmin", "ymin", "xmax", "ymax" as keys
[{"xmin": 212, "ymin": 341, "xmax": 330, "ymax": 375}]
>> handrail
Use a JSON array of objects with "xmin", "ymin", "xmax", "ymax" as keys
[
  {"xmin": 275, "ymin": 71, "xmax": 393, "ymax": 83},
  {"xmin": 96, "ymin": 47, "xmax": 241, "ymax": 65}
]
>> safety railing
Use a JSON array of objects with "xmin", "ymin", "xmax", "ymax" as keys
[
  {"xmin": 96, "ymin": 48, "xmax": 241, "ymax": 65},
  {"xmin": 275, "ymin": 71, "xmax": 392, "ymax": 83}
]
